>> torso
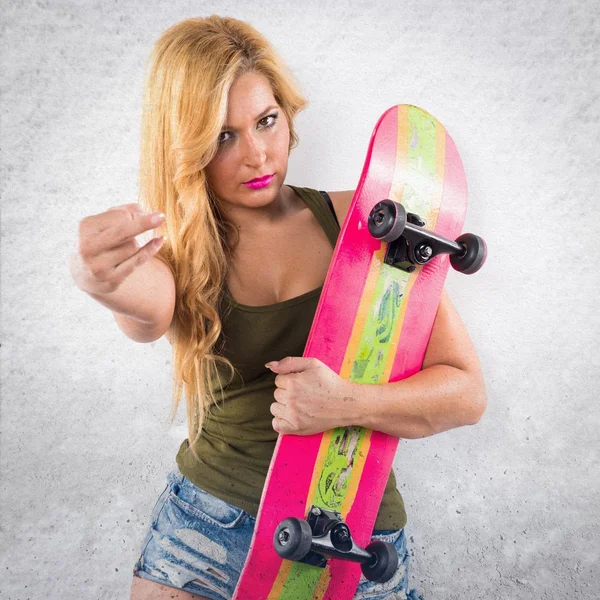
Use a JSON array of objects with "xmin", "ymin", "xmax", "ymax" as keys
[
  {"xmin": 226, "ymin": 185, "xmax": 333, "ymax": 306},
  {"xmin": 164, "ymin": 186, "xmax": 354, "ymax": 343}
]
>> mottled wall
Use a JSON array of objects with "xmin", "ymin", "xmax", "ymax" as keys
[{"xmin": 1, "ymin": 0, "xmax": 598, "ymax": 598}]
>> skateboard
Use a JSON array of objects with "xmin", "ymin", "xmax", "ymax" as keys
[{"xmin": 232, "ymin": 104, "xmax": 486, "ymax": 599}]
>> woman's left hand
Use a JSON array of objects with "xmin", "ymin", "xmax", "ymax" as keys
[{"xmin": 266, "ymin": 357, "xmax": 356, "ymax": 435}]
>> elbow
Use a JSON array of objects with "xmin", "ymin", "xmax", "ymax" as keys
[
  {"xmin": 467, "ymin": 395, "xmax": 487, "ymax": 426},
  {"xmin": 134, "ymin": 327, "xmax": 170, "ymax": 344},
  {"xmin": 466, "ymin": 373, "xmax": 487, "ymax": 425},
  {"xmin": 113, "ymin": 312, "xmax": 170, "ymax": 344}
]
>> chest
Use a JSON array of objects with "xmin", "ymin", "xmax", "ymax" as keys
[{"xmin": 227, "ymin": 207, "xmax": 334, "ymax": 306}]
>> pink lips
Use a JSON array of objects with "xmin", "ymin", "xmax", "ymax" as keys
[{"xmin": 244, "ymin": 174, "xmax": 275, "ymax": 190}]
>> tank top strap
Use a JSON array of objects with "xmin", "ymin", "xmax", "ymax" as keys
[{"xmin": 287, "ymin": 185, "xmax": 340, "ymax": 248}]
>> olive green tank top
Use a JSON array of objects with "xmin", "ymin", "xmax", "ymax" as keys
[{"xmin": 176, "ymin": 185, "xmax": 407, "ymax": 530}]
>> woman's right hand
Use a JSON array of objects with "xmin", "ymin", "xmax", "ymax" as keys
[{"xmin": 70, "ymin": 203, "xmax": 166, "ymax": 296}]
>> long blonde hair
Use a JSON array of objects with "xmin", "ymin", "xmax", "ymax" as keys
[{"xmin": 138, "ymin": 16, "xmax": 308, "ymax": 459}]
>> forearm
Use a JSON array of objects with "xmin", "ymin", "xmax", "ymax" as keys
[
  {"xmin": 71, "ymin": 254, "xmax": 174, "ymax": 325},
  {"xmin": 347, "ymin": 364, "xmax": 487, "ymax": 439}
]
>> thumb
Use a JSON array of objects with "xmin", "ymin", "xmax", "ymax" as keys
[{"xmin": 265, "ymin": 356, "xmax": 316, "ymax": 374}]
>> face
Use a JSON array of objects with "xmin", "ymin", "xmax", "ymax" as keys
[{"xmin": 205, "ymin": 71, "xmax": 291, "ymax": 211}]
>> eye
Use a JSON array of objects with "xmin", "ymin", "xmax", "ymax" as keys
[
  {"xmin": 218, "ymin": 131, "xmax": 233, "ymax": 145},
  {"xmin": 259, "ymin": 113, "xmax": 279, "ymax": 128}
]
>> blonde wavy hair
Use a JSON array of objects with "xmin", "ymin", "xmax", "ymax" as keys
[{"xmin": 138, "ymin": 16, "xmax": 308, "ymax": 459}]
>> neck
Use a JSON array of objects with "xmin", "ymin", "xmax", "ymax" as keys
[{"xmin": 220, "ymin": 185, "xmax": 295, "ymax": 235}]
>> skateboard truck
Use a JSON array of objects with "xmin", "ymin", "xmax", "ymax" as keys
[
  {"xmin": 273, "ymin": 506, "xmax": 398, "ymax": 583},
  {"xmin": 368, "ymin": 200, "xmax": 487, "ymax": 274}
]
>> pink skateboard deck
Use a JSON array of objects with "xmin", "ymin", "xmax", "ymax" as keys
[{"xmin": 233, "ymin": 104, "xmax": 470, "ymax": 599}]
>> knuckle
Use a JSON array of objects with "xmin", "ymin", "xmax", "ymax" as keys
[
  {"xmin": 89, "ymin": 264, "xmax": 108, "ymax": 280},
  {"xmin": 127, "ymin": 206, "xmax": 141, "ymax": 221},
  {"xmin": 125, "ymin": 238, "xmax": 139, "ymax": 253},
  {"xmin": 77, "ymin": 238, "xmax": 91, "ymax": 258},
  {"xmin": 133, "ymin": 249, "xmax": 148, "ymax": 266},
  {"xmin": 112, "ymin": 222, "xmax": 128, "ymax": 239},
  {"xmin": 102, "ymin": 279, "xmax": 119, "ymax": 294},
  {"xmin": 78, "ymin": 217, "xmax": 91, "ymax": 232}
]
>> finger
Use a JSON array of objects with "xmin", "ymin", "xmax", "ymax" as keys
[
  {"xmin": 92, "ymin": 204, "xmax": 146, "ymax": 232},
  {"xmin": 101, "ymin": 237, "xmax": 142, "ymax": 267},
  {"xmin": 106, "ymin": 203, "xmax": 144, "ymax": 214},
  {"xmin": 267, "ymin": 356, "xmax": 316, "ymax": 374},
  {"xmin": 107, "ymin": 210, "xmax": 165, "ymax": 246},
  {"xmin": 272, "ymin": 417, "xmax": 297, "ymax": 434},
  {"xmin": 81, "ymin": 238, "xmax": 138, "ymax": 282},
  {"xmin": 274, "ymin": 374, "xmax": 287, "ymax": 389},
  {"xmin": 84, "ymin": 235, "xmax": 164, "ymax": 286},
  {"xmin": 273, "ymin": 389, "xmax": 286, "ymax": 404},
  {"xmin": 82, "ymin": 210, "xmax": 165, "ymax": 257},
  {"xmin": 109, "ymin": 236, "xmax": 166, "ymax": 280}
]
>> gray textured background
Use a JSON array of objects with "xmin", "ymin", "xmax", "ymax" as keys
[{"xmin": 2, "ymin": 0, "xmax": 599, "ymax": 598}]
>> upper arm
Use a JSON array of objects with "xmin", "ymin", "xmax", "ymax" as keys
[
  {"xmin": 326, "ymin": 190, "xmax": 355, "ymax": 225},
  {"xmin": 422, "ymin": 289, "xmax": 482, "ymax": 375}
]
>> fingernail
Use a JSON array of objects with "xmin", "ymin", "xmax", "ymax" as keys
[
  {"xmin": 265, "ymin": 362, "xmax": 278, "ymax": 369},
  {"xmin": 151, "ymin": 212, "xmax": 165, "ymax": 225}
]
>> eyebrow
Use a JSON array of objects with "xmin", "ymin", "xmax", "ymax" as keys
[{"xmin": 222, "ymin": 105, "xmax": 280, "ymax": 131}]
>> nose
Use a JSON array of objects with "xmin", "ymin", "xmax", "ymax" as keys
[{"xmin": 241, "ymin": 132, "xmax": 267, "ymax": 168}]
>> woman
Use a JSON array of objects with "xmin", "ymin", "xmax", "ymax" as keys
[{"xmin": 71, "ymin": 15, "xmax": 486, "ymax": 600}]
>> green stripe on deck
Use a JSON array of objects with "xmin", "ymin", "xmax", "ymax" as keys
[
  {"xmin": 351, "ymin": 267, "xmax": 410, "ymax": 384},
  {"xmin": 279, "ymin": 563, "xmax": 324, "ymax": 598},
  {"xmin": 405, "ymin": 106, "xmax": 438, "ymax": 216}
]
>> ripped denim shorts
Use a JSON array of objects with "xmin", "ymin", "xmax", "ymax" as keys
[{"xmin": 133, "ymin": 467, "xmax": 423, "ymax": 599}]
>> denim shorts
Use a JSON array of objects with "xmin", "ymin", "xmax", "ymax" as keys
[{"xmin": 133, "ymin": 467, "xmax": 423, "ymax": 600}]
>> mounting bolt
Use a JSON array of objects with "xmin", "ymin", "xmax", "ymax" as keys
[{"xmin": 420, "ymin": 245, "xmax": 432, "ymax": 258}]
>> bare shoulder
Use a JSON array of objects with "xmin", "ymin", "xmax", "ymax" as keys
[{"xmin": 326, "ymin": 190, "xmax": 355, "ymax": 225}]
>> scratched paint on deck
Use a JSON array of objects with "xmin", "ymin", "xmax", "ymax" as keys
[
  {"xmin": 403, "ymin": 105, "xmax": 439, "ymax": 220},
  {"xmin": 351, "ymin": 268, "xmax": 409, "ymax": 384}
]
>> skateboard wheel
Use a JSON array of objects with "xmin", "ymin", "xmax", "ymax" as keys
[
  {"xmin": 450, "ymin": 233, "xmax": 487, "ymax": 274},
  {"xmin": 273, "ymin": 518, "xmax": 313, "ymax": 561},
  {"xmin": 361, "ymin": 540, "xmax": 399, "ymax": 583},
  {"xmin": 368, "ymin": 200, "xmax": 406, "ymax": 242}
]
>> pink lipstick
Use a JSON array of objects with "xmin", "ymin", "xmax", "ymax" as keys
[{"xmin": 244, "ymin": 174, "xmax": 275, "ymax": 190}]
